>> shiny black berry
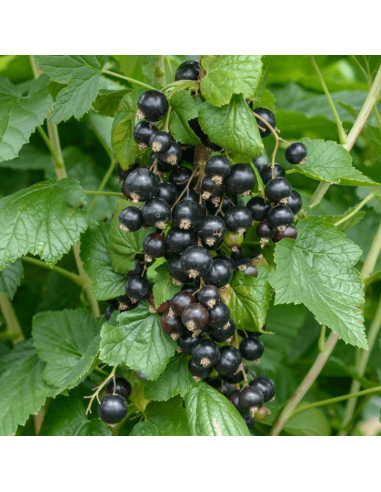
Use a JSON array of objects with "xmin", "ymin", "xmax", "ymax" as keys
[
  {"xmin": 239, "ymin": 387, "xmax": 264, "ymax": 415},
  {"xmin": 116, "ymin": 294, "xmax": 135, "ymax": 311},
  {"xmin": 254, "ymin": 107, "xmax": 276, "ymax": 138},
  {"xmin": 142, "ymin": 198, "xmax": 171, "ymax": 229},
  {"xmin": 105, "ymin": 305, "xmax": 117, "ymax": 322},
  {"xmin": 267, "ymin": 205, "xmax": 294, "ymax": 230},
  {"xmin": 229, "ymin": 391, "xmax": 243, "ymax": 413},
  {"xmin": 160, "ymin": 310, "xmax": 187, "ymax": 340},
  {"xmin": 98, "ymin": 394, "xmax": 128, "ymax": 425},
  {"xmin": 273, "ymin": 225, "xmax": 298, "ymax": 243},
  {"xmin": 246, "ymin": 197, "xmax": 271, "ymax": 222},
  {"xmin": 125, "ymin": 168, "xmax": 159, "ymax": 203},
  {"xmin": 178, "ymin": 331, "xmax": 203, "ymax": 354},
  {"xmin": 158, "ymin": 141, "xmax": 182, "ymax": 166},
  {"xmin": 188, "ymin": 359, "xmax": 213, "ymax": 381},
  {"xmin": 235, "ymin": 256, "xmax": 252, "ymax": 272},
  {"xmin": 206, "ymin": 196, "xmax": 235, "ymax": 215},
  {"xmin": 215, "ymin": 346, "xmax": 242, "ymax": 376},
  {"xmin": 157, "ymin": 182, "xmax": 178, "ymax": 206},
  {"xmin": 261, "ymin": 164, "xmax": 285, "ymax": 185},
  {"xmin": 149, "ymin": 131, "xmax": 172, "ymax": 154},
  {"xmin": 134, "ymin": 121, "xmax": 158, "ymax": 149},
  {"xmin": 265, "ymin": 177, "xmax": 292, "ymax": 204},
  {"xmin": 243, "ymin": 413, "xmax": 255, "ymax": 431},
  {"xmin": 285, "ymin": 142, "xmax": 307, "ymax": 165},
  {"xmin": 198, "ymin": 216, "xmax": 226, "ymax": 248},
  {"xmin": 128, "ymin": 260, "xmax": 145, "ymax": 278},
  {"xmin": 106, "ymin": 377, "xmax": 132, "ymax": 400},
  {"xmin": 175, "ymin": 60, "xmax": 200, "ymax": 81},
  {"xmin": 250, "ymin": 376, "xmax": 276, "ymax": 403},
  {"xmin": 180, "ymin": 188, "xmax": 200, "ymax": 204},
  {"xmin": 208, "ymin": 319, "xmax": 236, "ymax": 343},
  {"xmin": 205, "ymin": 377, "xmax": 235, "ymax": 398},
  {"xmin": 169, "ymin": 166, "xmax": 193, "ymax": 190},
  {"xmin": 223, "ymin": 364, "xmax": 248, "ymax": 385},
  {"xmin": 208, "ymin": 302, "xmax": 230, "ymax": 329},
  {"xmin": 256, "ymin": 221, "xmax": 275, "ymax": 240},
  {"xmin": 201, "ymin": 176, "xmax": 224, "ymax": 200},
  {"xmin": 240, "ymin": 336, "xmax": 264, "ymax": 362},
  {"xmin": 172, "ymin": 199, "xmax": 206, "ymax": 231},
  {"xmin": 143, "ymin": 233, "xmax": 166, "ymax": 261},
  {"xmin": 191, "ymin": 339, "xmax": 220, "ymax": 369},
  {"xmin": 205, "ymin": 155, "xmax": 231, "ymax": 183},
  {"xmin": 182, "ymin": 303, "xmax": 210, "ymax": 334},
  {"xmin": 205, "ymin": 259, "xmax": 235, "ymax": 288},
  {"xmin": 225, "ymin": 206, "xmax": 254, "ymax": 235},
  {"xmin": 117, "ymin": 162, "xmax": 137, "ymax": 181},
  {"xmin": 225, "ymin": 164, "xmax": 255, "ymax": 196},
  {"xmin": 171, "ymin": 291, "xmax": 197, "ymax": 317},
  {"xmin": 181, "ymin": 246, "xmax": 213, "ymax": 279},
  {"xmin": 168, "ymin": 255, "xmax": 192, "ymax": 285},
  {"xmin": 198, "ymin": 285, "xmax": 221, "ymax": 309},
  {"xmin": 138, "ymin": 90, "xmax": 168, "ymax": 122},
  {"xmin": 119, "ymin": 207, "xmax": 143, "ymax": 233},
  {"xmin": 286, "ymin": 190, "xmax": 302, "ymax": 215},
  {"xmin": 125, "ymin": 276, "xmax": 151, "ymax": 301},
  {"xmin": 253, "ymin": 154, "xmax": 268, "ymax": 173},
  {"xmin": 166, "ymin": 227, "xmax": 197, "ymax": 254}
]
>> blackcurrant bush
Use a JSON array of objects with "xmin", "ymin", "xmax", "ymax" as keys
[
  {"xmin": 273, "ymin": 225, "xmax": 298, "ymax": 243},
  {"xmin": 223, "ymin": 364, "xmax": 248, "ymax": 385},
  {"xmin": 168, "ymin": 255, "xmax": 192, "ymax": 285},
  {"xmin": 137, "ymin": 90, "xmax": 168, "ymax": 122},
  {"xmin": 125, "ymin": 168, "xmax": 159, "ymax": 203},
  {"xmin": 286, "ymin": 190, "xmax": 302, "ymax": 215},
  {"xmin": 285, "ymin": 142, "xmax": 307, "ymax": 165},
  {"xmin": 215, "ymin": 346, "xmax": 242, "ymax": 376},
  {"xmin": 175, "ymin": 60, "xmax": 200, "ymax": 81},
  {"xmin": 160, "ymin": 309, "xmax": 187, "ymax": 340},
  {"xmin": 156, "ymin": 182, "xmax": 178, "ymax": 206},
  {"xmin": 125, "ymin": 276, "xmax": 151, "ymax": 302},
  {"xmin": 205, "ymin": 258, "xmax": 235, "ymax": 288},
  {"xmin": 143, "ymin": 233, "xmax": 166, "ymax": 262},
  {"xmin": 197, "ymin": 216, "xmax": 226, "ymax": 248},
  {"xmin": 229, "ymin": 391, "xmax": 243, "ymax": 413},
  {"xmin": 178, "ymin": 331, "xmax": 203, "ymax": 354},
  {"xmin": 106, "ymin": 377, "xmax": 132, "ymax": 400},
  {"xmin": 158, "ymin": 141, "xmax": 182, "ymax": 166},
  {"xmin": 253, "ymin": 154, "xmax": 268, "ymax": 173},
  {"xmin": 142, "ymin": 198, "xmax": 171, "ymax": 229},
  {"xmin": 198, "ymin": 285, "xmax": 221, "ymax": 309},
  {"xmin": 188, "ymin": 359, "xmax": 213, "ymax": 381},
  {"xmin": 201, "ymin": 176, "xmax": 224, "ymax": 200},
  {"xmin": 172, "ymin": 199, "xmax": 206, "ymax": 231},
  {"xmin": 134, "ymin": 121, "xmax": 158, "ymax": 149},
  {"xmin": 182, "ymin": 303, "xmax": 210, "ymax": 334},
  {"xmin": 256, "ymin": 221, "xmax": 275, "ymax": 240},
  {"xmin": 98, "ymin": 394, "xmax": 128, "ymax": 425},
  {"xmin": 208, "ymin": 319, "xmax": 236, "ymax": 343},
  {"xmin": 266, "ymin": 205, "xmax": 294, "ymax": 230},
  {"xmin": 225, "ymin": 164, "xmax": 255, "ymax": 196},
  {"xmin": 205, "ymin": 155, "xmax": 231, "ymax": 184},
  {"xmin": 240, "ymin": 336, "xmax": 264, "ymax": 362},
  {"xmin": 239, "ymin": 387, "xmax": 264, "ymax": 416},
  {"xmin": 242, "ymin": 413, "xmax": 255, "ymax": 431},
  {"xmin": 225, "ymin": 206, "xmax": 254, "ymax": 236},
  {"xmin": 208, "ymin": 301, "xmax": 230, "ymax": 329},
  {"xmin": 105, "ymin": 305, "xmax": 117, "ymax": 322},
  {"xmin": 265, "ymin": 177, "xmax": 292, "ymax": 204},
  {"xmin": 191, "ymin": 339, "xmax": 220, "ymax": 369},
  {"xmin": 169, "ymin": 166, "xmax": 193, "ymax": 191},
  {"xmin": 181, "ymin": 246, "xmax": 213, "ymax": 279},
  {"xmin": 246, "ymin": 197, "xmax": 271, "ymax": 222},
  {"xmin": 119, "ymin": 207, "xmax": 143, "ymax": 233},
  {"xmin": 261, "ymin": 164, "xmax": 285, "ymax": 185},
  {"xmin": 149, "ymin": 131, "xmax": 172, "ymax": 154},
  {"xmin": 250, "ymin": 376, "xmax": 276, "ymax": 403},
  {"xmin": 254, "ymin": 107, "xmax": 276, "ymax": 138},
  {"xmin": 166, "ymin": 227, "xmax": 197, "ymax": 254},
  {"xmin": 170, "ymin": 291, "xmax": 197, "ymax": 317}
]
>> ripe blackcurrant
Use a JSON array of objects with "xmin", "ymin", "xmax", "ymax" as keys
[
  {"xmin": 106, "ymin": 377, "xmax": 132, "ymax": 400},
  {"xmin": 158, "ymin": 141, "xmax": 182, "ymax": 166},
  {"xmin": 261, "ymin": 164, "xmax": 285, "ymax": 185},
  {"xmin": 171, "ymin": 291, "xmax": 197, "ymax": 317},
  {"xmin": 125, "ymin": 276, "xmax": 151, "ymax": 302},
  {"xmin": 117, "ymin": 294, "xmax": 135, "ymax": 311},
  {"xmin": 175, "ymin": 60, "xmax": 200, "ymax": 81},
  {"xmin": 98, "ymin": 394, "xmax": 128, "ymax": 425},
  {"xmin": 205, "ymin": 377, "xmax": 235, "ymax": 398},
  {"xmin": 208, "ymin": 301, "xmax": 230, "ymax": 329},
  {"xmin": 188, "ymin": 359, "xmax": 213, "ymax": 381},
  {"xmin": 198, "ymin": 285, "xmax": 221, "ymax": 309},
  {"xmin": 239, "ymin": 387, "xmax": 264, "ymax": 416},
  {"xmin": 205, "ymin": 155, "xmax": 231, "ymax": 184},
  {"xmin": 223, "ymin": 364, "xmax": 248, "ymax": 385},
  {"xmin": 253, "ymin": 154, "xmax": 268, "ymax": 173},
  {"xmin": 254, "ymin": 107, "xmax": 276, "ymax": 138},
  {"xmin": 128, "ymin": 260, "xmax": 145, "ymax": 278},
  {"xmin": 208, "ymin": 319, "xmax": 236, "ymax": 343},
  {"xmin": 105, "ymin": 305, "xmax": 117, "ymax": 322},
  {"xmin": 205, "ymin": 258, "xmax": 235, "ymax": 288},
  {"xmin": 197, "ymin": 216, "xmax": 226, "ymax": 248},
  {"xmin": 201, "ymin": 176, "xmax": 224, "ymax": 200},
  {"xmin": 256, "ymin": 221, "xmax": 275, "ymax": 240},
  {"xmin": 137, "ymin": 90, "xmax": 168, "ymax": 122},
  {"xmin": 172, "ymin": 199, "xmax": 206, "ymax": 231},
  {"xmin": 149, "ymin": 131, "xmax": 172, "ymax": 154},
  {"xmin": 169, "ymin": 166, "xmax": 193, "ymax": 191},
  {"xmin": 142, "ymin": 198, "xmax": 171, "ymax": 229},
  {"xmin": 119, "ymin": 207, "xmax": 143, "ymax": 233},
  {"xmin": 134, "ymin": 121, "xmax": 158, "ymax": 149},
  {"xmin": 225, "ymin": 206, "xmax": 254, "ymax": 236},
  {"xmin": 229, "ymin": 391, "xmax": 243, "ymax": 413},
  {"xmin": 225, "ymin": 164, "xmax": 255, "ymax": 196},
  {"xmin": 286, "ymin": 190, "xmax": 302, "ymax": 215},
  {"xmin": 215, "ymin": 346, "xmax": 242, "ymax": 376},
  {"xmin": 181, "ymin": 246, "xmax": 213, "ymax": 279},
  {"xmin": 206, "ymin": 196, "xmax": 235, "ymax": 215},
  {"xmin": 285, "ymin": 142, "xmax": 307, "ymax": 165},
  {"xmin": 143, "ymin": 233, "xmax": 166, "ymax": 262},
  {"xmin": 244, "ymin": 265, "xmax": 259, "ymax": 278},
  {"xmin": 182, "ymin": 303, "xmax": 210, "ymax": 334},
  {"xmin": 265, "ymin": 177, "xmax": 292, "ymax": 204},
  {"xmin": 181, "ymin": 284, "xmax": 197, "ymax": 294},
  {"xmin": 166, "ymin": 227, "xmax": 197, "ymax": 254},
  {"xmin": 266, "ymin": 205, "xmax": 294, "ymax": 230},
  {"xmin": 156, "ymin": 182, "xmax": 178, "ymax": 206},
  {"xmin": 168, "ymin": 255, "xmax": 192, "ymax": 285},
  {"xmin": 157, "ymin": 159, "xmax": 174, "ymax": 173},
  {"xmin": 234, "ymin": 257, "xmax": 252, "ymax": 273},
  {"xmin": 250, "ymin": 376, "xmax": 276, "ymax": 403},
  {"xmin": 178, "ymin": 331, "xmax": 203, "ymax": 354},
  {"xmin": 125, "ymin": 168, "xmax": 159, "ymax": 203},
  {"xmin": 242, "ymin": 413, "xmax": 255, "ymax": 431},
  {"xmin": 117, "ymin": 162, "xmax": 138, "ymax": 181},
  {"xmin": 246, "ymin": 197, "xmax": 271, "ymax": 222},
  {"xmin": 160, "ymin": 309, "xmax": 187, "ymax": 340},
  {"xmin": 240, "ymin": 336, "xmax": 264, "ymax": 362},
  {"xmin": 273, "ymin": 225, "xmax": 298, "ymax": 243},
  {"xmin": 191, "ymin": 339, "xmax": 220, "ymax": 369}
]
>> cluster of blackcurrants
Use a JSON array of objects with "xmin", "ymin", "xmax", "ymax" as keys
[{"xmin": 98, "ymin": 377, "xmax": 132, "ymax": 425}]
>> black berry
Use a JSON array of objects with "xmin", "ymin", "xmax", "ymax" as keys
[
  {"xmin": 149, "ymin": 131, "xmax": 172, "ymax": 154},
  {"xmin": 138, "ymin": 90, "xmax": 168, "ymax": 122},
  {"xmin": 172, "ymin": 199, "xmax": 206, "ymax": 231},
  {"xmin": 168, "ymin": 255, "xmax": 192, "ymax": 285},
  {"xmin": 261, "ymin": 164, "xmax": 285, "ymax": 185},
  {"xmin": 215, "ymin": 346, "xmax": 242, "ymax": 376},
  {"xmin": 285, "ymin": 142, "xmax": 307, "ymax": 165},
  {"xmin": 206, "ymin": 196, "xmax": 235, "ymax": 215},
  {"xmin": 273, "ymin": 225, "xmax": 298, "ymax": 243},
  {"xmin": 142, "ymin": 197, "xmax": 171, "ymax": 229},
  {"xmin": 98, "ymin": 394, "xmax": 128, "ymax": 425},
  {"xmin": 240, "ymin": 337, "xmax": 264, "ymax": 362},
  {"xmin": 266, "ymin": 205, "xmax": 294, "ymax": 230},
  {"xmin": 205, "ymin": 155, "xmax": 231, "ymax": 183},
  {"xmin": 246, "ymin": 197, "xmax": 271, "ymax": 222},
  {"xmin": 242, "ymin": 413, "xmax": 255, "ymax": 431},
  {"xmin": 265, "ymin": 177, "xmax": 292, "ymax": 204},
  {"xmin": 127, "ymin": 260, "xmax": 145, "ymax": 278},
  {"xmin": 143, "ymin": 233, "xmax": 166, "ymax": 262},
  {"xmin": 182, "ymin": 303, "xmax": 210, "ymax": 335},
  {"xmin": 117, "ymin": 162, "xmax": 138, "ymax": 181},
  {"xmin": 253, "ymin": 154, "xmax": 268, "ymax": 173},
  {"xmin": 208, "ymin": 301, "xmax": 230, "ymax": 329},
  {"xmin": 201, "ymin": 176, "xmax": 224, "ymax": 200},
  {"xmin": 239, "ymin": 387, "xmax": 264, "ymax": 416},
  {"xmin": 250, "ymin": 376, "xmax": 276, "ymax": 403},
  {"xmin": 180, "ymin": 188, "xmax": 200, "ymax": 204},
  {"xmin": 188, "ymin": 359, "xmax": 213, "ymax": 381},
  {"xmin": 191, "ymin": 339, "xmax": 220, "ymax": 369},
  {"xmin": 169, "ymin": 166, "xmax": 193, "ymax": 190},
  {"xmin": 166, "ymin": 227, "xmax": 197, "ymax": 254},
  {"xmin": 244, "ymin": 265, "xmax": 259, "ymax": 278},
  {"xmin": 106, "ymin": 377, "xmax": 132, "ymax": 400},
  {"xmin": 105, "ymin": 305, "xmax": 117, "ymax": 322},
  {"xmin": 170, "ymin": 291, "xmax": 197, "ymax": 317},
  {"xmin": 175, "ymin": 60, "xmax": 200, "ymax": 81},
  {"xmin": 125, "ymin": 168, "xmax": 159, "ymax": 203},
  {"xmin": 156, "ymin": 182, "xmax": 178, "ymax": 206},
  {"xmin": 198, "ymin": 285, "xmax": 221, "ymax": 309},
  {"xmin": 225, "ymin": 164, "xmax": 255, "ymax": 196},
  {"xmin": 229, "ymin": 391, "xmax": 243, "ymax": 413},
  {"xmin": 197, "ymin": 216, "xmax": 226, "ymax": 248},
  {"xmin": 160, "ymin": 310, "xmax": 187, "ymax": 340},
  {"xmin": 134, "ymin": 121, "xmax": 158, "ymax": 149},
  {"xmin": 205, "ymin": 377, "xmax": 235, "ymax": 398},
  {"xmin": 181, "ymin": 246, "xmax": 213, "ymax": 279},
  {"xmin": 205, "ymin": 258, "xmax": 235, "ymax": 288},
  {"xmin": 225, "ymin": 206, "xmax": 254, "ymax": 235},
  {"xmin": 126, "ymin": 276, "xmax": 151, "ymax": 301},
  {"xmin": 254, "ymin": 107, "xmax": 276, "ymax": 138},
  {"xmin": 223, "ymin": 364, "xmax": 248, "ymax": 385},
  {"xmin": 208, "ymin": 319, "xmax": 236, "ymax": 343},
  {"xmin": 286, "ymin": 190, "xmax": 302, "ymax": 215},
  {"xmin": 178, "ymin": 331, "xmax": 203, "ymax": 354},
  {"xmin": 119, "ymin": 207, "xmax": 143, "ymax": 233},
  {"xmin": 158, "ymin": 141, "xmax": 182, "ymax": 166},
  {"xmin": 256, "ymin": 221, "xmax": 275, "ymax": 240}
]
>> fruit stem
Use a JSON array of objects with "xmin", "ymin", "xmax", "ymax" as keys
[
  {"xmin": 253, "ymin": 112, "xmax": 280, "ymax": 179},
  {"xmin": 87, "ymin": 159, "xmax": 118, "ymax": 213},
  {"xmin": 154, "ymin": 55, "xmax": 166, "ymax": 87},
  {"xmin": 318, "ymin": 324, "xmax": 326, "ymax": 352},
  {"xmin": 171, "ymin": 163, "xmax": 201, "ymax": 211},
  {"xmin": 0, "ymin": 293, "xmax": 24, "ymax": 344},
  {"xmin": 22, "ymin": 256, "xmax": 85, "ymax": 287},
  {"xmin": 85, "ymin": 365, "xmax": 118, "ymax": 414},
  {"xmin": 102, "ymin": 69, "xmax": 157, "ymax": 91},
  {"xmin": 332, "ymin": 192, "xmax": 374, "ymax": 228}
]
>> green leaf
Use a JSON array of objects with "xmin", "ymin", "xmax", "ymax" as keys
[
  {"xmin": 0, "ymin": 340, "xmax": 58, "ymax": 436},
  {"xmin": 224, "ymin": 269, "xmax": 272, "ymax": 332},
  {"xmin": 168, "ymin": 91, "xmax": 200, "ymax": 145},
  {"xmin": 40, "ymin": 392, "xmax": 111, "ymax": 436},
  {"xmin": 107, "ymin": 199, "xmax": 154, "ymax": 275},
  {"xmin": 80, "ymin": 223, "xmax": 126, "ymax": 301},
  {"xmin": 112, "ymin": 55, "xmax": 155, "ymax": 86},
  {"xmin": 199, "ymin": 95, "xmax": 264, "ymax": 158},
  {"xmin": 320, "ymin": 206, "xmax": 366, "ymax": 233},
  {"xmin": 100, "ymin": 302, "xmax": 176, "ymax": 381},
  {"xmin": 32, "ymin": 309, "xmax": 103, "ymax": 391},
  {"xmin": 152, "ymin": 262, "xmax": 181, "ymax": 309},
  {"xmin": 143, "ymin": 354, "xmax": 197, "ymax": 401},
  {"xmin": 270, "ymin": 217, "xmax": 367, "ymax": 349},
  {"xmin": 88, "ymin": 111, "xmax": 115, "ymax": 158},
  {"xmin": 94, "ymin": 88, "xmax": 130, "ymax": 117},
  {"xmin": 200, "ymin": 55, "xmax": 262, "ymax": 107},
  {"xmin": 284, "ymin": 409, "xmax": 331, "ymax": 436},
  {"xmin": 35, "ymin": 55, "xmax": 108, "ymax": 124},
  {"xmin": 0, "ymin": 145, "xmax": 54, "ymax": 178},
  {"xmin": 185, "ymin": 383, "xmax": 251, "ymax": 436},
  {"xmin": 0, "ymin": 260, "xmax": 23, "ymax": 299},
  {"xmin": 294, "ymin": 138, "xmax": 380, "ymax": 186},
  {"xmin": 131, "ymin": 398, "xmax": 189, "ymax": 436},
  {"xmin": 0, "ymin": 178, "xmax": 88, "ymax": 270},
  {"xmin": 112, "ymin": 87, "xmax": 146, "ymax": 169},
  {"xmin": 0, "ymin": 74, "xmax": 52, "ymax": 163}
]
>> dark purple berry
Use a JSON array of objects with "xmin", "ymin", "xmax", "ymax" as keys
[
  {"xmin": 201, "ymin": 176, "xmax": 224, "ymax": 200},
  {"xmin": 119, "ymin": 207, "xmax": 143, "ymax": 233},
  {"xmin": 205, "ymin": 259, "xmax": 235, "ymax": 289},
  {"xmin": 240, "ymin": 337, "xmax": 264, "ymax": 362},
  {"xmin": 172, "ymin": 199, "xmax": 206, "ymax": 231},
  {"xmin": 143, "ymin": 233, "xmax": 166, "ymax": 262},
  {"xmin": 98, "ymin": 395, "xmax": 128, "ymax": 425},
  {"xmin": 106, "ymin": 377, "xmax": 132, "ymax": 400},
  {"xmin": 125, "ymin": 276, "xmax": 151, "ymax": 301},
  {"xmin": 208, "ymin": 302, "xmax": 230, "ymax": 329},
  {"xmin": 149, "ymin": 131, "xmax": 172, "ymax": 153},
  {"xmin": 182, "ymin": 303, "xmax": 210, "ymax": 335},
  {"xmin": 208, "ymin": 319, "xmax": 236, "ymax": 343},
  {"xmin": 215, "ymin": 346, "xmax": 242, "ymax": 376},
  {"xmin": 170, "ymin": 291, "xmax": 197, "ymax": 317},
  {"xmin": 239, "ymin": 387, "xmax": 264, "ymax": 416},
  {"xmin": 197, "ymin": 216, "xmax": 226, "ymax": 248},
  {"xmin": 158, "ymin": 141, "xmax": 182, "ymax": 166},
  {"xmin": 160, "ymin": 310, "xmax": 187, "ymax": 340},
  {"xmin": 246, "ymin": 197, "xmax": 271, "ymax": 222},
  {"xmin": 169, "ymin": 166, "xmax": 193, "ymax": 191},
  {"xmin": 225, "ymin": 206, "xmax": 254, "ymax": 235},
  {"xmin": 191, "ymin": 339, "xmax": 220, "ymax": 369},
  {"xmin": 198, "ymin": 285, "xmax": 220, "ymax": 309},
  {"xmin": 254, "ymin": 107, "xmax": 276, "ymax": 138},
  {"xmin": 261, "ymin": 164, "xmax": 285, "ymax": 185},
  {"xmin": 138, "ymin": 90, "xmax": 168, "ymax": 122},
  {"xmin": 286, "ymin": 142, "xmax": 307, "ymax": 165},
  {"xmin": 156, "ymin": 182, "xmax": 178, "ymax": 206},
  {"xmin": 134, "ymin": 121, "xmax": 158, "ymax": 149},
  {"xmin": 250, "ymin": 376, "xmax": 276, "ymax": 403},
  {"xmin": 125, "ymin": 168, "xmax": 159, "ymax": 203},
  {"xmin": 142, "ymin": 197, "xmax": 171, "ymax": 229},
  {"xmin": 265, "ymin": 177, "xmax": 292, "ymax": 204},
  {"xmin": 168, "ymin": 255, "xmax": 192, "ymax": 285},
  {"xmin": 175, "ymin": 60, "xmax": 200, "ymax": 81},
  {"xmin": 273, "ymin": 225, "xmax": 298, "ymax": 243},
  {"xmin": 178, "ymin": 331, "xmax": 203, "ymax": 355},
  {"xmin": 286, "ymin": 190, "xmax": 302, "ymax": 215},
  {"xmin": 188, "ymin": 359, "xmax": 213, "ymax": 381},
  {"xmin": 225, "ymin": 164, "xmax": 255, "ymax": 196},
  {"xmin": 181, "ymin": 246, "xmax": 213, "ymax": 279},
  {"xmin": 166, "ymin": 227, "xmax": 197, "ymax": 254},
  {"xmin": 266, "ymin": 205, "xmax": 294, "ymax": 230}
]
